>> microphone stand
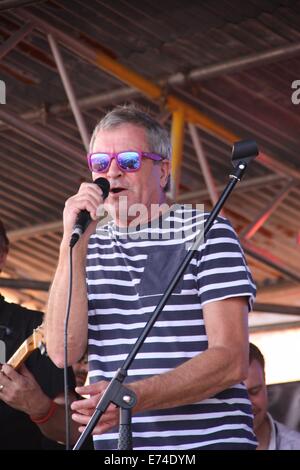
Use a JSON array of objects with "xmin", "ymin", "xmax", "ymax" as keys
[{"xmin": 73, "ymin": 140, "xmax": 259, "ymax": 450}]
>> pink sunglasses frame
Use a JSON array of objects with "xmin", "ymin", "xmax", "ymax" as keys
[{"xmin": 87, "ymin": 150, "xmax": 164, "ymax": 173}]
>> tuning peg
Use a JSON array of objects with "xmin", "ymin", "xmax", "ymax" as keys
[{"xmin": 39, "ymin": 343, "xmax": 46, "ymax": 356}]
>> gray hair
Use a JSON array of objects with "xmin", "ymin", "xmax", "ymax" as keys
[
  {"xmin": 89, "ymin": 105, "xmax": 171, "ymax": 157},
  {"xmin": 89, "ymin": 105, "xmax": 172, "ymax": 191}
]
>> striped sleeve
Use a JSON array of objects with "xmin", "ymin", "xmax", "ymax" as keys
[{"xmin": 195, "ymin": 216, "xmax": 256, "ymax": 310}]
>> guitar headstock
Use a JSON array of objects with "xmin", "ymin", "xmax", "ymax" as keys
[{"xmin": 32, "ymin": 323, "xmax": 45, "ymax": 351}]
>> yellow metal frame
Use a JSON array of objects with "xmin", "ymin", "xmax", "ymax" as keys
[
  {"xmin": 170, "ymin": 108, "xmax": 185, "ymax": 198},
  {"xmin": 74, "ymin": 36, "xmax": 300, "ymax": 182},
  {"xmin": 95, "ymin": 51, "xmax": 237, "ymax": 142}
]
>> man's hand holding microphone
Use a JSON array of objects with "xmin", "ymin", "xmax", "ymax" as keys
[{"xmin": 62, "ymin": 178, "xmax": 110, "ymax": 249}]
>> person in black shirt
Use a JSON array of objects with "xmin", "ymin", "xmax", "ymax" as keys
[{"xmin": 0, "ymin": 219, "xmax": 80, "ymax": 449}]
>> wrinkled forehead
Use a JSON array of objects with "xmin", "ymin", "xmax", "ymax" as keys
[{"xmin": 92, "ymin": 123, "xmax": 149, "ymax": 153}]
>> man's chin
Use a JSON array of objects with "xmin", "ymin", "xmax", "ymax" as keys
[
  {"xmin": 104, "ymin": 205, "xmax": 129, "ymax": 227},
  {"xmin": 253, "ymin": 414, "xmax": 264, "ymax": 432}
]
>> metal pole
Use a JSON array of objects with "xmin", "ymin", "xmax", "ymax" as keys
[
  {"xmin": 170, "ymin": 108, "xmax": 185, "ymax": 199},
  {"xmin": 0, "ymin": 108, "xmax": 83, "ymax": 161},
  {"xmin": 7, "ymin": 220, "xmax": 63, "ymax": 242},
  {"xmin": 167, "ymin": 42, "xmax": 300, "ymax": 84},
  {"xmin": 250, "ymin": 321, "xmax": 300, "ymax": 333},
  {"xmin": 0, "ymin": 87, "xmax": 139, "ymax": 131},
  {"xmin": 188, "ymin": 123, "xmax": 220, "ymax": 207},
  {"xmin": 243, "ymin": 240, "xmax": 300, "ymax": 283},
  {"xmin": 0, "ymin": 22, "xmax": 33, "ymax": 60},
  {"xmin": 0, "ymin": 0, "xmax": 45, "ymax": 11},
  {"xmin": 177, "ymin": 174, "xmax": 283, "ymax": 203},
  {"xmin": 253, "ymin": 303, "xmax": 300, "ymax": 316},
  {"xmin": 0, "ymin": 278, "xmax": 50, "ymax": 291},
  {"xmin": 48, "ymin": 34, "xmax": 90, "ymax": 152},
  {"xmin": 240, "ymin": 180, "xmax": 294, "ymax": 239}
]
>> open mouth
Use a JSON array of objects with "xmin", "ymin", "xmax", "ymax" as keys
[{"xmin": 110, "ymin": 188, "xmax": 126, "ymax": 194}]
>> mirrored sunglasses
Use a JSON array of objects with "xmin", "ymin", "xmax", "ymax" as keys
[{"xmin": 87, "ymin": 150, "xmax": 164, "ymax": 173}]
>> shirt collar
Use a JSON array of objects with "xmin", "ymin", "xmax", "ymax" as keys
[{"xmin": 267, "ymin": 412, "xmax": 277, "ymax": 450}]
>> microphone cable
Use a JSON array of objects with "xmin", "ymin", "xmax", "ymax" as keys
[{"xmin": 63, "ymin": 244, "xmax": 74, "ymax": 450}]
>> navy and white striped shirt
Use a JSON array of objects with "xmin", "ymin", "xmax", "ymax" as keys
[{"xmin": 86, "ymin": 206, "xmax": 257, "ymax": 450}]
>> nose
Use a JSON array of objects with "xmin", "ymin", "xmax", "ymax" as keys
[
  {"xmin": 249, "ymin": 395, "xmax": 258, "ymax": 412},
  {"xmin": 105, "ymin": 156, "xmax": 123, "ymax": 178}
]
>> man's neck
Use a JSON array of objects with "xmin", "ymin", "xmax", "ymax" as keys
[
  {"xmin": 115, "ymin": 198, "xmax": 170, "ymax": 229},
  {"xmin": 255, "ymin": 415, "xmax": 272, "ymax": 450}
]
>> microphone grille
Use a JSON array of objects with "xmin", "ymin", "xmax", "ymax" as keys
[{"xmin": 94, "ymin": 177, "xmax": 110, "ymax": 199}]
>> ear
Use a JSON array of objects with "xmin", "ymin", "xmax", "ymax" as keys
[{"xmin": 160, "ymin": 160, "xmax": 171, "ymax": 189}]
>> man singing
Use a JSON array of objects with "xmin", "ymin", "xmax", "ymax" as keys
[{"xmin": 46, "ymin": 105, "xmax": 257, "ymax": 450}]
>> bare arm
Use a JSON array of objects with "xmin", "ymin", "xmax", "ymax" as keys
[
  {"xmin": 32, "ymin": 392, "xmax": 80, "ymax": 445},
  {"xmin": 46, "ymin": 182, "xmax": 104, "ymax": 367},
  {"xmin": 131, "ymin": 296, "xmax": 249, "ymax": 411},
  {"xmin": 0, "ymin": 364, "xmax": 80, "ymax": 445},
  {"xmin": 71, "ymin": 296, "xmax": 249, "ymax": 434}
]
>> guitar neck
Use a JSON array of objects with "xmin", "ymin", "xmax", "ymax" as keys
[
  {"xmin": 6, "ymin": 323, "xmax": 45, "ymax": 370},
  {"xmin": 7, "ymin": 338, "xmax": 34, "ymax": 370}
]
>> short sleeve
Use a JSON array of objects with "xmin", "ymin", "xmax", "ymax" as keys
[{"xmin": 196, "ymin": 216, "xmax": 256, "ymax": 310}]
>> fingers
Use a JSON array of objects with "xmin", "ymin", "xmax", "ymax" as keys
[
  {"xmin": 76, "ymin": 182, "xmax": 105, "ymax": 212},
  {"xmin": 71, "ymin": 394, "xmax": 101, "ymax": 411},
  {"xmin": 72, "ymin": 404, "xmax": 118, "ymax": 435},
  {"xmin": 1, "ymin": 364, "xmax": 20, "ymax": 381},
  {"xmin": 77, "ymin": 420, "xmax": 116, "ymax": 435},
  {"xmin": 75, "ymin": 380, "xmax": 108, "ymax": 397},
  {"xmin": 72, "ymin": 411, "xmax": 94, "ymax": 424},
  {"xmin": 79, "ymin": 183, "xmax": 104, "ymax": 207},
  {"xmin": 67, "ymin": 189, "xmax": 100, "ymax": 219},
  {"xmin": 63, "ymin": 182, "xmax": 105, "ymax": 235},
  {"xmin": 72, "ymin": 397, "xmax": 116, "ymax": 413},
  {"xmin": 72, "ymin": 406, "xmax": 94, "ymax": 417},
  {"xmin": 18, "ymin": 364, "xmax": 34, "ymax": 379},
  {"xmin": 0, "ymin": 367, "xmax": 20, "ymax": 404},
  {"xmin": 71, "ymin": 397, "xmax": 95, "ymax": 411},
  {"xmin": 78, "ymin": 422, "xmax": 115, "ymax": 435},
  {"xmin": 0, "ymin": 369, "xmax": 12, "ymax": 388}
]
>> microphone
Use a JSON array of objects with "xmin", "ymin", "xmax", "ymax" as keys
[{"xmin": 69, "ymin": 177, "xmax": 110, "ymax": 248}]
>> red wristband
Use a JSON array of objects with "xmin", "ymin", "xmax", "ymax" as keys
[{"xmin": 30, "ymin": 400, "xmax": 58, "ymax": 425}]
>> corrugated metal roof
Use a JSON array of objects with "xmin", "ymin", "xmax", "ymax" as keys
[{"xmin": 0, "ymin": 0, "xmax": 300, "ymax": 312}]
